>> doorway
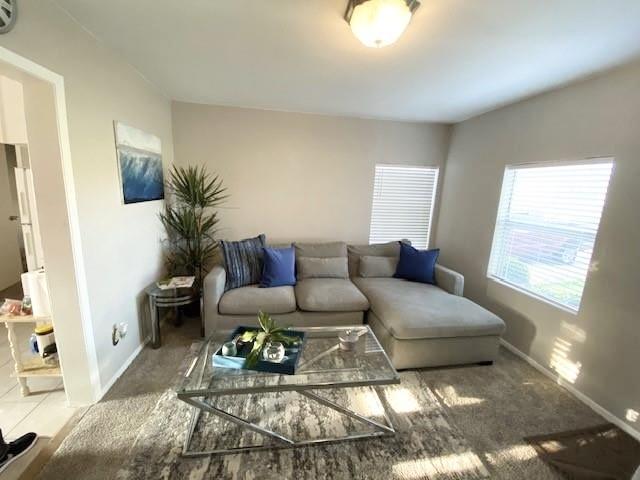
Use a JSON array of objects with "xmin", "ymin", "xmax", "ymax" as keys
[
  {"xmin": 0, "ymin": 144, "xmax": 25, "ymax": 298},
  {"xmin": 0, "ymin": 61, "xmax": 82, "ymax": 464},
  {"xmin": 0, "ymin": 143, "xmax": 45, "ymax": 299}
]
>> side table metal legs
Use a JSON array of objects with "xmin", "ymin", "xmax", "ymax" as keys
[
  {"xmin": 200, "ymin": 295, "xmax": 204, "ymax": 338},
  {"xmin": 148, "ymin": 290, "xmax": 198, "ymax": 348},
  {"xmin": 149, "ymin": 295, "xmax": 161, "ymax": 349}
]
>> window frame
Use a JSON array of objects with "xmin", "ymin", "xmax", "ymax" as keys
[
  {"xmin": 368, "ymin": 163, "xmax": 440, "ymax": 250},
  {"xmin": 486, "ymin": 157, "xmax": 614, "ymax": 314}
]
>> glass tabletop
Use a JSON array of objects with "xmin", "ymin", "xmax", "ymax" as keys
[
  {"xmin": 145, "ymin": 282, "xmax": 197, "ymax": 298},
  {"xmin": 177, "ymin": 325, "xmax": 399, "ymax": 397}
]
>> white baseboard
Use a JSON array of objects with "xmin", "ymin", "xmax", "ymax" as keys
[
  {"xmin": 500, "ymin": 339, "xmax": 640, "ymax": 442},
  {"xmin": 96, "ymin": 338, "xmax": 148, "ymax": 401}
]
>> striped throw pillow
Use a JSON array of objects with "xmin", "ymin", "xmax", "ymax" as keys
[{"xmin": 220, "ymin": 234, "xmax": 266, "ymax": 291}]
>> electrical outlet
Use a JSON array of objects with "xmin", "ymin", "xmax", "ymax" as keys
[{"xmin": 112, "ymin": 322, "xmax": 128, "ymax": 346}]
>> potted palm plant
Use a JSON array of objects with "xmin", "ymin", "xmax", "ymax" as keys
[{"xmin": 160, "ymin": 165, "xmax": 227, "ymax": 292}]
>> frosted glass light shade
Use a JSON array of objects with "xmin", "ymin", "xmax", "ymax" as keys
[{"xmin": 349, "ymin": 0, "xmax": 413, "ymax": 48}]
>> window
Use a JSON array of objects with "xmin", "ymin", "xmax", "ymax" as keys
[
  {"xmin": 488, "ymin": 159, "xmax": 613, "ymax": 311},
  {"xmin": 369, "ymin": 164, "xmax": 439, "ymax": 249}
]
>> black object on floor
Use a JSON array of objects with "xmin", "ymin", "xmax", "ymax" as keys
[
  {"xmin": 0, "ymin": 430, "xmax": 38, "ymax": 474},
  {"xmin": 525, "ymin": 423, "xmax": 640, "ymax": 480}
]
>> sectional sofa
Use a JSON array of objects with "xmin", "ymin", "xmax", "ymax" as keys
[{"xmin": 203, "ymin": 240, "xmax": 505, "ymax": 369}]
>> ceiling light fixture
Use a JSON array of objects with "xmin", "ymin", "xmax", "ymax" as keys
[{"xmin": 345, "ymin": 0, "xmax": 420, "ymax": 48}]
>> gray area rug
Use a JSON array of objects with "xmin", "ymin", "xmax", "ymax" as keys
[
  {"xmin": 36, "ymin": 319, "xmax": 607, "ymax": 480},
  {"xmin": 116, "ymin": 371, "xmax": 489, "ymax": 479}
]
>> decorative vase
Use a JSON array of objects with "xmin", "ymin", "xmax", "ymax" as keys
[
  {"xmin": 221, "ymin": 341, "xmax": 237, "ymax": 356},
  {"xmin": 262, "ymin": 341, "xmax": 285, "ymax": 363},
  {"xmin": 339, "ymin": 329, "xmax": 359, "ymax": 351}
]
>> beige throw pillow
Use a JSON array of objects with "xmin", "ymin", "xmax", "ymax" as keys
[
  {"xmin": 297, "ymin": 257, "xmax": 349, "ymax": 280},
  {"xmin": 359, "ymin": 256, "xmax": 397, "ymax": 278},
  {"xmin": 347, "ymin": 239, "xmax": 410, "ymax": 277}
]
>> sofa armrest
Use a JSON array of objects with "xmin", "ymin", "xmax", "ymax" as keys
[
  {"xmin": 435, "ymin": 264, "xmax": 464, "ymax": 296},
  {"xmin": 203, "ymin": 265, "xmax": 226, "ymax": 336}
]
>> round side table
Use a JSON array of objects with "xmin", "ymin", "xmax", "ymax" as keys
[{"xmin": 145, "ymin": 283, "xmax": 201, "ymax": 348}]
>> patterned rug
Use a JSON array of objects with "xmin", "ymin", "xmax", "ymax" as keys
[{"xmin": 116, "ymin": 369, "xmax": 491, "ymax": 479}]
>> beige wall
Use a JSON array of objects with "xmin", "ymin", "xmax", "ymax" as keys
[
  {"xmin": 21, "ymin": 73, "xmax": 102, "ymax": 403},
  {"xmin": 436, "ymin": 61, "xmax": 640, "ymax": 434},
  {"xmin": 172, "ymin": 102, "xmax": 450, "ymax": 244},
  {"xmin": 0, "ymin": 1, "xmax": 174, "ymax": 401}
]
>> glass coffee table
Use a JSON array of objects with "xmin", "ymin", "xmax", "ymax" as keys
[{"xmin": 177, "ymin": 325, "xmax": 400, "ymax": 457}]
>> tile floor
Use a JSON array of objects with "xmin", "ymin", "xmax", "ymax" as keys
[
  {"xmin": 0, "ymin": 324, "xmax": 79, "ymax": 441},
  {"xmin": 1, "ymin": 283, "xmax": 83, "ymax": 478}
]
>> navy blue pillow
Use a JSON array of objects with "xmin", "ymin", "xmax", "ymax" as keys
[
  {"xmin": 260, "ymin": 247, "xmax": 296, "ymax": 288},
  {"xmin": 394, "ymin": 243, "xmax": 440, "ymax": 285}
]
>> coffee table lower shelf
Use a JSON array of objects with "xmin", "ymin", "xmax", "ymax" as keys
[{"xmin": 179, "ymin": 385, "xmax": 398, "ymax": 457}]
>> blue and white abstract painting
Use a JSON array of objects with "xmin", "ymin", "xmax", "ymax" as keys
[{"xmin": 114, "ymin": 122, "xmax": 164, "ymax": 204}]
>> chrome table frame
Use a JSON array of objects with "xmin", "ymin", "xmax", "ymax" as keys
[
  {"xmin": 146, "ymin": 284, "xmax": 202, "ymax": 349},
  {"xmin": 177, "ymin": 326, "xmax": 400, "ymax": 457}
]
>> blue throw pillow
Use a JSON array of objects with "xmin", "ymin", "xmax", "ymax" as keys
[
  {"xmin": 394, "ymin": 243, "xmax": 440, "ymax": 285},
  {"xmin": 260, "ymin": 246, "xmax": 296, "ymax": 288},
  {"xmin": 220, "ymin": 234, "xmax": 266, "ymax": 290}
]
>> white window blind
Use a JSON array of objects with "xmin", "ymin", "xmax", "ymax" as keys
[
  {"xmin": 488, "ymin": 159, "xmax": 613, "ymax": 311},
  {"xmin": 369, "ymin": 165, "xmax": 439, "ymax": 249}
]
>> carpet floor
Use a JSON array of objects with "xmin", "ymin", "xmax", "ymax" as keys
[
  {"xmin": 116, "ymin": 371, "xmax": 490, "ymax": 479},
  {"xmin": 35, "ymin": 319, "xmax": 608, "ymax": 479}
]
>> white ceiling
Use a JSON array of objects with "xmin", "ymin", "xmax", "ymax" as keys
[{"xmin": 55, "ymin": 0, "xmax": 640, "ymax": 123}]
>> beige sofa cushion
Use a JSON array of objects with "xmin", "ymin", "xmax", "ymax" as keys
[
  {"xmin": 359, "ymin": 256, "xmax": 397, "ymax": 277},
  {"xmin": 347, "ymin": 240, "xmax": 407, "ymax": 277},
  {"xmin": 297, "ymin": 257, "xmax": 349, "ymax": 280},
  {"xmin": 218, "ymin": 284, "xmax": 296, "ymax": 315},
  {"xmin": 352, "ymin": 277, "xmax": 505, "ymax": 340},
  {"xmin": 295, "ymin": 278, "xmax": 370, "ymax": 312},
  {"xmin": 294, "ymin": 241, "xmax": 347, "ymax": 258}
]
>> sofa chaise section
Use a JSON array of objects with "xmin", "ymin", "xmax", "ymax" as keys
[{"xmin": 352, "ymin": 266, "xmax": 505, "ymax": 369}]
